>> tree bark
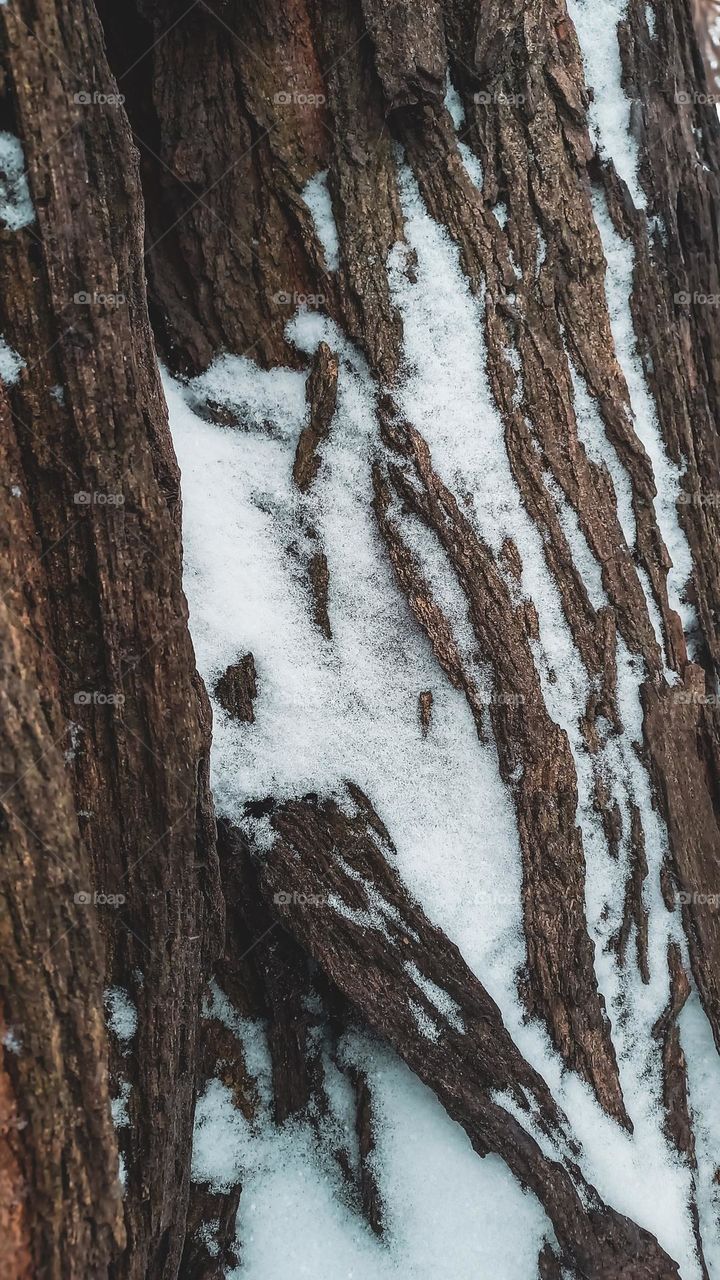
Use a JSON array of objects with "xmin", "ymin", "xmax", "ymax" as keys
[
  {"xmin": 2, "ymin": 0, "xmax": 720, "ymax": 1277},
  {"xmin": 0, "ymin": 3, "xmax": 223, "ymax": 1277}
]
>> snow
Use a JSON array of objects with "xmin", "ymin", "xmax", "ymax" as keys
[
  {"xmin": 444, "ymin": 75, "xmax": 465, "ymax": 129},
  {"xmin": 680, "ymin": 994, "xmax": 720, "ymax": 1278},
  {"xmin": 164, "ymin": 346, "xmax": 527, "ymax": 1024},
  {"xmin": 404, "ymin": 962, "xmax": 465, "ymax": 1034},
  {"xmin": 302, "ymin": 170, "xmax": 340, "ymax": 271},
  {"xmin": 192, "ymin": 1003, "xmax": 551, "ymax": 1279},
  {"xmin": 492, "ymin": 201, "xmax": 508, "ymax": 229},
  {"xmin": 2, "ymin": 1028, "xmax": 21, "ymax": 1054},
  {"xmin": 111, "ymin": 1080, "xmax": 131, "ymax": 1128},
  {"xmin": 0, "ymin": 335, "xmax": 25, "ymax": 385},
  {"xmin": 543, "ymin": 468, "xmax": 608, "ymax": 610},
  {"xmin": 382, "ymin": 165, "xmax": 706, "ymax": 1273},
  {"xmin": 566, "ymin": 345, "xmax": 637, "ymax": 549},
  {"xmin": 0, "ymin": 131, "xmax": 35, "ymax": 230},
  {"xmin": 445, "ymin": 75, "xmax": 484, "ymax": 189},
  {"xmin": 408, "ymin": 1000, "xmax": 441, "ymax": 1042},
  {"xmin": 104, "ymin": 988, "xmax": 137, "ymax": 1046},
  {"xmin": 567, "ymin": 0, "xmax": 646, "ymax": 209}
]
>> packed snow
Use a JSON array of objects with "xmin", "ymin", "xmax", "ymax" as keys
[
  {"xmin": 104, "ymin": 987, "xmax": 138, "ymax": 1047},
  {"xmin": 568, "ymin": 0, "xmax": 646, "ymax": 209},
  {"xmin": 0, "ymin": 131, "xmax": 35, "ymax": 230},
  {"xmin": 0, "ymin": 335, "xmax": 25, "ymax": 385}
]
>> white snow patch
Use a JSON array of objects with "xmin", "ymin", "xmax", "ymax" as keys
[
  {"xmin": 566, "ymin": 348, "xmax": 637, "ymax": 548},
  {"xmin": 444, "ymin": 75, "xmax": 465, "ymax": 129},
  {"xmin": 680, "ymin": 993, "xmax": 720, "ymax": 1278},
  {"xmin": 104, "ymin": 988, "xmax": 137, "ymax": 1046},
  {"xmin": 0, "ymin": 336, "xmax": 25, "ymax": 385},
  {"xmin": 543, "ymin": 469, "xmax": 608, "ymax": 610},
  {"xmin": 165, "ymin": 335, "xmax": 526, "ymax": 1022},
  {"xmin": 404, "ymin": 961, "xmax": 465, "ymax": 1034},
  {"xmin": 458, "ymin": 142, "xmax": 484, "ymax": 191},
  {"xmin": 0, "ymin": 131, "xmax": 35, "ymax": 229},
  {"xmin": 171, "ymin": 150, "xmax": 710, "ymax": 1278},
  {"xmin": 492, "ymin": 201, "xmax": 508, "ymax": 229},
  {"xmin": 302, "ymin": 170, "xmax": 340, "ymax": 272},
  {"xmin": 386, "ymin": 158, "xmax": 703, "ymax": 1276},
  {"xmin": 111, "ymin": 1080, "xmax": 131, "ymax": 1128},
  {"xmin": 2, "ymin": 1028, "xmax": 21, "ymax": 1054},
  {"xmin": 195, "ymin": 1022, "xmax": 551, "ymax": 1279},
  {"xmin": 408, "ymin": 999, "xmax": 441, "ymax": 1042},
  {"xmin": 567, "ymin": 0, "xmax": 646, "ymax": 209}
]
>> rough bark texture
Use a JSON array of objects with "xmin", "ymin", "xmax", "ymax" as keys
[
  {"xmin": 3, "ymin": 0, "xmax": 720, "ymax": 1276},
  {"xmin": 0, "ymin": 2, "xmax": 223, "ymax": 1277}
]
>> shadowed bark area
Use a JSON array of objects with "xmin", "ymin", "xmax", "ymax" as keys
[{"xmin": 2, "ymin": 0, "xmax": 720, "ymax": 1276}]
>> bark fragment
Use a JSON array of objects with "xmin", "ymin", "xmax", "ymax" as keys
[
  {"xmin": 214, "ymin": 654, "xmax": 258, "ymax": 724},
  {"xmin": 293, "ymin": 341, "xmax": 339, "ymax": 493}
]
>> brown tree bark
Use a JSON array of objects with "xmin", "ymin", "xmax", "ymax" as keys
[
  {"xmin": 2, "ymin": 0, "xmax": 720, "ymax": 1277},
  {"xmin": 0, "ymin": 3, "xmax": 223, "ymax": 1277}
]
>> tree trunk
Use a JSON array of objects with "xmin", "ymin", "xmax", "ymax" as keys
[{"xmin": 2, "ymin": 0, "xmax": 720, "ymax": 1277}]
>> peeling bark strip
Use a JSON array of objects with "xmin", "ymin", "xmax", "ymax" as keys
[
  {"xmin": 214, "ymin": 654, "xmax": 258, "ymax": 723},
  {"xmin": 0, "ymin": 1, "xmax": 223, "ymax": 1276},
  {"xmin": 293, "ymin": 341, "xmax": 339, "ymax": 492}
]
